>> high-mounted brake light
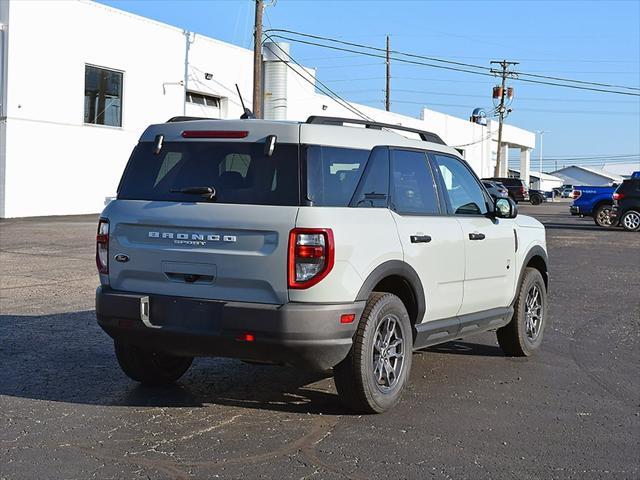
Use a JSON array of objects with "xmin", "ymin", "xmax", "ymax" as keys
[
  {"xmin": 288, "ymin": 228, "xmax": 335, "ymax": 289},
  {"xmin": 181, "ymin": 130, "xmax": 249, "ymax": 139},
  {"xmin": 96, "ymin": 218, "xmax": 109, "ymax": 274}
]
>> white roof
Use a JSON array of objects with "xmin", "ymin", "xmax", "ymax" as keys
[
  {"xmin": 551, "ymin": 165, "xmax": 623, "ymax": 182},
  {"xmin": 509, "ymin": 168, "xmax": 562, "ymax": 181},
  {"xmin": 599, "ymin": 162, "xmax": 640, "ymax": 178}
]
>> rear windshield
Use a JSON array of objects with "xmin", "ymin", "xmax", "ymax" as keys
[{"xmin": 118, "ymin": 141, "xmax": 300, "ymax": 205}]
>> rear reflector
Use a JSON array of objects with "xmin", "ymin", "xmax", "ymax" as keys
[
  {"xmin": 236, "ymin": 333, "xmax": 255, "ymax": 342},
  {"xmin": 181, "ymin": 130, "xmax": 249, "ymax": 139},
  {"xmin": 340, "ymin": 314, "xmax": 356, "ymax": 324}
]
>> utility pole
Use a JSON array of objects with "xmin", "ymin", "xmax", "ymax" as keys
[
  {"xmin": 252, "ymin": 0, "xmax": 264, "ymax": 118},
  {"xmin": 491, "ymin": 60, "xmax": 518, "ymax": 177},
  {"xmin": 385, "ymin": 35, "xmax": 391, "ymax": 111},
  {"xmin": 536, "ymin": 130, "xmax": 549, "ymax": 182}
]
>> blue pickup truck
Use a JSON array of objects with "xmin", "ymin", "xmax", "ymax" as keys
[{"xmin": 570, "ymin": 186, "xmax": 617, "ymax": 227}]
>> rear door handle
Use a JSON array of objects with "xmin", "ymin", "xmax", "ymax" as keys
[
  {"xmin": 410, "ymin": 235, "xmax": 432, "ymax": 243},
  {"xmin": 469, "ymin": 232, "xmax": 486, "ymax": 240}
]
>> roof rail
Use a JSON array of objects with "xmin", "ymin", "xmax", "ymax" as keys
[
  {"xmin": 305, "ymin": 116, "xmax": 446, "ymax": 145},
  {"xmin": 166, "ymin": 116, "xmax": 218, "ymax": 123}
]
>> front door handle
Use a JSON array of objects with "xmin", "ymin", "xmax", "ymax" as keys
[
  {"xmin": 469, "ymin": 232, "xmax": 486, "ymax": 240},
  {"xmin": 410, "ymin": 235, "xmax": 432, "ymax": 243}
]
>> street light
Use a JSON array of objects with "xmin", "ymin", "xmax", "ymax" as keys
[{"xmin": 536, "ymin": 130, "xmax": 550, "ymax": 189}]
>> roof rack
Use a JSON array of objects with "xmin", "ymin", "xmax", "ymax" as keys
[
  {"xmin": 166, "ymin": 116, "xmax": 218, "ymax": 123},
  {"xmin": 305, "ymin": 116, "xmax": 446, "ymax": 145}
]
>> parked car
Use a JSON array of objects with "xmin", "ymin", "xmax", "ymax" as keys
[
  {"xmin": 529, "ymin": 189, "xmax": 546, "ymax": 205},
  {"xmin": 609, "ymin": 177, "xmax": 640, "ymax": 231},
  {"xmin": 482, "ymin": 180, "xmax": 509, "ymax": 199},
  {"xmin": 483, "ymin": 177, "xmax": 530, "ymax": 203},
  {"xmin": 95, "ymin": 115, "xmax": 549, "ymax": 413},
  {"xmin": 560, "ymin": 185, "xmax": 575, "ymax": 198},
  {"xmin": 570, "ymin": 185, "xmax": 616, "ymax": 227}
]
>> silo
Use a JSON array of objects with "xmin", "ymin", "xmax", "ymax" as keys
[{"xmin": 262, "ymin": 42, "xmax": 289, "ymax": 120}]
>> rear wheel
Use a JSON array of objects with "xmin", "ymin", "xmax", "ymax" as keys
[
  {"xmin": 620, "ymin": 210, "xmax": 640, "ymax": 232},
  {"xmin": 530, "ymin": 194, "xmax": 543, "ymax": 205},
  {"xmin": 115, "ymin": 342, "xmax": 193, "ymax": 385},
  {"xmin": 593, "ymin": 203, "xmax": 613, "ymax": 227},
  {"xmin": 497, "ymin": 268, "xmax": 547, "ymax": 357},
  {"xmin": 334, "ymin": 292, "xmax": 412, "ymax": 413}
]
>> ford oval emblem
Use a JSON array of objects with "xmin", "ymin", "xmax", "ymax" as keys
[{"xmin": 114, "ymin": 253, "xmax": 130, "ymax": 263}]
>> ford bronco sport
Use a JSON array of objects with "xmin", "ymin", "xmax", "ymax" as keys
[{"xmin": 96, "ymin": 116, "xmax": 549, "ymax": 413}]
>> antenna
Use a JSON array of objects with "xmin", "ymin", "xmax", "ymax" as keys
[{"xmin": 235, "ymin": 84, "xmax": 255, "ymax": 119}]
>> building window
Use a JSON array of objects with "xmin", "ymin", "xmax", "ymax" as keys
[
  {"xmin": 84, "ymin": 65, "xmax": 123, "ymax": 127},
  {"xmin": 186, "ymin": 91, "xmax": 220, "ymax": 108}
]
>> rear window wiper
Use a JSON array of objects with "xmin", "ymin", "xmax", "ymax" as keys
[{"xmin": 170, "ymin": 186, "xmax": 217, "ymax": 201}]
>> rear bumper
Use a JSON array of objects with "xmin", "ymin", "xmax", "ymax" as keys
[
  {"xmin": 96, "ymin": 287, "xmax": 364, "ymax": 371},
  {"xmin": 570, "ymin": 205, "xmax": 580, "ymax": 215}
]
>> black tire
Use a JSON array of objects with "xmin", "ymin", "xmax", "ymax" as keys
[
  {"xmin": 497, "ymin": 268, "xmax": 547, "ymax": 357},
  {"xmin": 334, "ymin": 292, "xmax": 413, "ymax": 413},
  {"xmin": 620, "ymin": 210, "xmax": 640, "ymax": 232},
  {"xmin": 593, "ymin": 203, "xmax": 613, "ymax": 227},
  {"xmin": 530, "ymin": 194, "xmax": 543, "ymax": 205},
  {"xmin": 114, "ymin": 342, "xmax": 193, "ymax": 386}
]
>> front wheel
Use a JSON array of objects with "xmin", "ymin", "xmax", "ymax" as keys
[
  {"xmin": 334, "ymin": 292, "xmax": 413, "ymax": 413},
  {"xmin": 620, "ymin": 210, "xmax": 640, "ymax": 232},
  {"xmin": 497, "ymin": 268, "xmax": 547, "ymax": 357},
  {"xmin": 115, "ymin": 342, "xmax": 193, "ymax": 385},
  {"xmin": 593, "ymin": 204, "xmax": 613, "ymax": 227}
]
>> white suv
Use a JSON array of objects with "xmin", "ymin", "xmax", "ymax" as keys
[{"xmin": 95, "ymin": 116, "xmax": 548, "ymax": 413}]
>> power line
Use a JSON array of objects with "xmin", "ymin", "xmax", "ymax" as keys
[
  {"xmin": 265, "ymin": 30, "xmax": 640, "ymax": 96},
  {"xmin": 266, "ymin": 29, "xmax": 640, "ymax": 92}
]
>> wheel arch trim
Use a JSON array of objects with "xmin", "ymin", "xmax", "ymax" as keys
[
  {"xmin": 513, "ymin": 245, "xmax": 549, "ymax": 306},
  {"xmin": 355, "ymin": 260, "xmax": 426, "ymax": 325}
]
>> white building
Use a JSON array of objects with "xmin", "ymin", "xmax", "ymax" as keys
[
  {"xmin": 0, "ymin": 0, "xmax": 535, "ymax": 218},
  {"xmin": 509, "ymin": 169, "xmax": 563, "ymax": 191},
  {"xmin": 551, "ymin": 165, "xmax": 624, "ymax": 187}
]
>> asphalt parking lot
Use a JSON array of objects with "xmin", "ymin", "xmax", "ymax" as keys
[{"xmin": 1, "ymin": 201, "xmax": 639, "ymax": 480}]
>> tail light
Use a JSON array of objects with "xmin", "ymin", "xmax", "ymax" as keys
[
  {"xmin": 520, "ymin": 186, "xmax": 528, "ymax": 194},
  {"xmin": 613, "ymin": 192, "xmax": 624, "ymax": 201},
  {"xmin": 96, "ymin": 218, "xmax": 109, "ymax": 274},
  {"xmin": 288, "ymin": 228, "xmax": 334, "ymax": 289},
  {"xmin": 572, "ymin": 190, "xmax": 581, "ymax": 199}
]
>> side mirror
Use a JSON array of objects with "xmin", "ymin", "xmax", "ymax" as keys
[{"xmin": 494, "ymin": 197, "xmax": 518, "ymax": 219}]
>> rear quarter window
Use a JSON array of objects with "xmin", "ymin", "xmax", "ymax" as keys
[{"xmin": 305, "ymin": 145, "xmax": 369, "ymax": 206}]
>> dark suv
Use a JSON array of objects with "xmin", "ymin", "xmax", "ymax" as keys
[
  {"xmin": 483, "ymin": 177, "xmax": 530, "ymax": 203},
  {"xmin": 610, "ymin": 178, "xmax": 640, "ymax": 231}
]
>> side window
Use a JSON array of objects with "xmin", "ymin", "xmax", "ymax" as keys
[
  {"xmin": 390, "ymin": 150, "xmax": 439, "ymax": 215},
  {"xmin": 433, "ymin": 154, "xmax": 488, "ymax": 215},
  {"xmin": 306, "ymin": 146, "xmax": 369, "ymax": 206},
  {"xmin": 350, "ymin": 148, "xmax": 389, "ymax": 208}
]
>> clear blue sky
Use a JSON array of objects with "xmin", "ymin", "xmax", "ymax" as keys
[{"xmin": 97, "ymin": 0, "xmax": 640, "ymax": 170}]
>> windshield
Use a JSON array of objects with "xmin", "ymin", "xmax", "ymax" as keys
[{"xmin": 117, "ymin": 141, "xmax": 300, "ymax": 206}]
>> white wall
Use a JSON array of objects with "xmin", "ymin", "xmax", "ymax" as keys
[{"xmin": 2, "ymin": 0, "xmax": 254, "ymax": 217}]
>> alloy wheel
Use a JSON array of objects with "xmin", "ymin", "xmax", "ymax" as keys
[
  {"xmin": 524, "ymin": 285, "xmax": 543, "ymax": 342},
  {"xmin": 372, "ymin": 314, "xmax": 405, "ymax": 391},
  {"xmin": 623, "ymin": 212, "xmax": 640, "ymax": 230}
]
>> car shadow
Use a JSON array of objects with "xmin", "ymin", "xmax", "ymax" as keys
[
  {"xmin": 0, "ymin": 311, "xmax": 347, "ymax": 415},
  {"xmin": 419, "ymin": 340, "xmax": 505, "ymax": 357}
]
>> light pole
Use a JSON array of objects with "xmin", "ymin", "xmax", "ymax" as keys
[{"xmin": 536, "ymin": 130, "xmax": 549, "ymax": 189}]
